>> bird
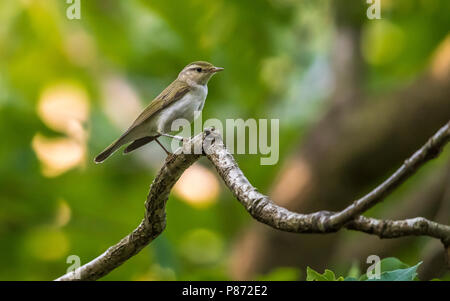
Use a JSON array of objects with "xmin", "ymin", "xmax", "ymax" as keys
[{"xmin": 94, "ymin": 61, "xmax": 223, "ymax": 163}]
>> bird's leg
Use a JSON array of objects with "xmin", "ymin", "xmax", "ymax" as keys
[{"xmin": 155, "ymin": 138, "xmax": 171, "ymax": 155}]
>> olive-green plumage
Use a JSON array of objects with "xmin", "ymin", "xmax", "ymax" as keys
[{"xmin": 94, "ymin": 61, "xmax": 223, "ymax": 163}]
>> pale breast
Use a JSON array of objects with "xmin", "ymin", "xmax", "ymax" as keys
[{"xmin": 156, "ymin": 84, "xmax": 208, "ymax": 133}]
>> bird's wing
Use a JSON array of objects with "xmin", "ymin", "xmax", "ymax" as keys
[
  {"xmin": 94, "ymin": 80, "xmax": 191, "ymax": 163},
  {"xmin": 129, "ymin": 80, "xmax": 192, "ymax": 129}
]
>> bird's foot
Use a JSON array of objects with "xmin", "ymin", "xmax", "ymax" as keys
[{"xmin": 155, "ymin": 138, "xmax": 172, "ymax": 155}]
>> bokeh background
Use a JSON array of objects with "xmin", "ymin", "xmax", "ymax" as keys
[{"xmin": 0, "ymin": 0, "xmax": 449, "ymax": 280}]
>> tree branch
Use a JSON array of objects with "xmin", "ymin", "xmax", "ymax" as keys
[
  {"xmin": 56, "ymin": 121, "xmax": 450, "ymax": 280},
  {"xmin": 328, "ymin": 121, "xmax": 450, "ymax": 228},
  {"xmin": 55, "ymin": 135, "xmax": 203, "ymax": 281},
  {"xmin": 204, "ymin": 124, "xmax": 450, "ymax": 243}
]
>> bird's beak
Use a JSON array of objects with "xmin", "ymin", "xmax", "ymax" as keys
[{"xmin": 211, "ymin": 67, "xmax": 224, "ymax": 73}]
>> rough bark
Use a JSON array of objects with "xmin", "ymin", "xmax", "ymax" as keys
[
  {"xmin": 231, "ymin": 69, "xmax": 450, "ymax": 279},
  {"xmin": 56, "ymin": 123, "xmax": 450, "ymax": 280}
]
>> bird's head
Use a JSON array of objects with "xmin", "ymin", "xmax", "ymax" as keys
[{"xmin": 178, "ymin": 61, "xmax": 224, "ymax": 85}]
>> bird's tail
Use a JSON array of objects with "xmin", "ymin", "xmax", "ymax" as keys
[
  {"xmin": 94, "ymin": 139, "xmax": 123, "ymax": 164},
  {"xmin": 123, "ymin": 136, "xmax": 157, "ymax": 154}
]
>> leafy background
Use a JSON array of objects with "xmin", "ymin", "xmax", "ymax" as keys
[{"xmin": 0, "ymin": 0, "xmax": 449, "ymax": 280}]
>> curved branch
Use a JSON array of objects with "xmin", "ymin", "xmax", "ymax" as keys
[
  {"xmin": 56, "ymin": 121, "xmax": 450, "ymax": 280},
  {"xmin": 204, "ymin": 125, "xmax": 450, "ymax": 244},
  {"xmin": 56, "ymin": 134, "xmax": 203, "ymax": 281}
]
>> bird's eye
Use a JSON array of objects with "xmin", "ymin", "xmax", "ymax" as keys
[{"xmin": 196, "ymin": 68, "xmax": 202, "ymax": 73}]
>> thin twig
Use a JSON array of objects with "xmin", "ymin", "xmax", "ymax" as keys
[{"xmin": 328, "ymin": 121, "xmax": 450, "ymax": 228}]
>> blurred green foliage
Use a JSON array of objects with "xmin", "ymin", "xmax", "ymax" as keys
[
  {"xmin": 307, "ymin": 257, "xmax": 423, "ymax": 281},
  {"xmin": 0, "ymin": 0, "xmax": 449, "ymax": 280}
]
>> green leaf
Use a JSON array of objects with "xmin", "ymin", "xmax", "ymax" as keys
[
  {"xmin": 379, "ymin": 257, "xmax": 409, "ymax": 271},
  {"xmin": 306, "ymin": 267, "xmax": 344, "ymax": 281},
  {"xmin": 366, "ymin": 262, "xmax": 422, "ymax": 281},
  {"xmin": 306, "ymin": 267, "xmax": 328, "ymax": 281},
  {"xmin": 323, "ymin": 269, "xmax": 336, "ymax": 281},
  {"xmin": 359, "ymin": 257, "xmax": 410, "ymax": 280}
]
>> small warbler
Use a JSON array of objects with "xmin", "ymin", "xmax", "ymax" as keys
[{"xmin": 94, "ymin": 61, "xmax": 223, "ymax": 163}]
